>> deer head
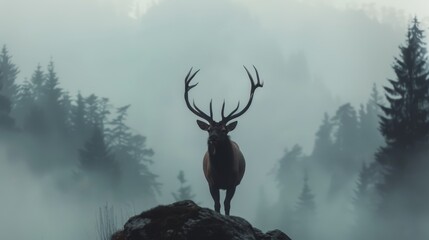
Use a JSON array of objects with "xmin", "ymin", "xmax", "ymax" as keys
[{"xmin": 184, "ymin": 66, "xmax": 263, "ymax": 148}]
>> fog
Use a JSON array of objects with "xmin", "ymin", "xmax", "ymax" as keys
[{"xmin": 1, "ymin": 0, "xmax": 428, "ymax": 239}]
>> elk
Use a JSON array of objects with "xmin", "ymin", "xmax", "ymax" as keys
[{"xmin": 184, "ymin": 66, "xmax": 263, "ymax": 216}]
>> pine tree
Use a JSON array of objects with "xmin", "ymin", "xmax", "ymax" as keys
[
  {"xmin": 358, "ymin": 84, "xmax": 384, "ymax": 161},
  {"xmin": 276, "ymin": 144, "xmax": 304, "ymax": 199},
  {"xmin": 86, "ymin": 95, "xmax": 111, "ymax": 131},
  {"xmin": 71, "ymin": 92, "xmax": 88, "ymax": 141},
  {"xmin": 98, "ymin": 97, "xmax": 111, "ymax": 127},
  {"xmin": 118, "ymin": 133, "xmax": 159, "ymax": 204},
  {"xmin": 106, "ymin": 104, "xmax": 159, "ymax": 202},
  {"xmin": 293, "ymin": 172, "xmax": 316, "ymax": 240},
  {"xmin": 0, "ymin": 45, "xmax": 19, "ymax": 104},
  {"xmin": 79, "ymin": 127, "xmax": 119, "ymax": 184},
  {"xmin": 172, "ymin": 170, "xmax": 196, "ymax": 201},
  {"xmin": 16, "ymin": 64, "xmax": 48, "ymax": 134},
  {"xmin": 30, "ymin": 64, "xmax": 46, "ymax": 102},
  {"xmin": 0, "ymin": 68, "xmax": 15, "ymax": 131},
  {"xmin": 379, "ymin": 18, "xmax": 429, "ymax": 150},
  {"xmin": 42, "ymin": 60, "xmax": 67, "ymax": 135},
  {"xmin": 14, "ymin": 79, "xmax": 34, "ymax": 126},
  {"xmin": 375, "ymin": 17, "xmax": 429, "ymax": 239},
  {"xmin": 61, "ymin": 91, "xmax": 73, "ymax": 133},
  {"xmin": 353, "ymin": 163, "xmax": 377, "ymax": 211},
  {"xmin": 351, "ymin": 162, "xmax": 380, "ymax": 240},
  {"xmin": 326, "ymin": 104, "xmax": 361, "ymax": 199},
  {"xmin": 332, "ymin": 103, "xmax": 359, "ymax": 159},
  {"xmin": 295, "ymin": 173, "xmax": 316, "ymax": 215},
  {"xmin": 108, "ymin": 105, "xmax": 132, "ymax": 147},
  {"xmin": 377, "ymin": 17, "xmax": 429, "ymax": 191},
  {"xmin": 311, "ymin": 112, "xmax": 334, "ymax": 170}
]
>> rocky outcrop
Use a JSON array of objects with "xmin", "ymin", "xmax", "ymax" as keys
[{"xmin": 112, "ymin": 200, "xmax": 291, "ymax": 240}]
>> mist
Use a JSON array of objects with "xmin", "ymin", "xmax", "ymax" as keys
[{"xmin": 1, "ymin": 0, "xmax": 429, "ymax": 239}]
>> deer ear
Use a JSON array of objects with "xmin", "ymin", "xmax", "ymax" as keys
[
  {"xmin": 196, "ymin": 120, "xmax": 210, "ymax": 130},
  {"xmin": 227, "ymin": 121, "xmax": 238, "ymax": 131}
]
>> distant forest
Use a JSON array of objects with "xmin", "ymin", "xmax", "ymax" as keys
[
  {"xmin": 256, "ymin": 17, "xmax": 429, "ymax": 240},
  {"xmin": 0, "ymin": 46, "xmax": 160, "ymax": 207},
  {"xmin": 1, "ymin": 17, "xmax": 428, "ymax": 240}
]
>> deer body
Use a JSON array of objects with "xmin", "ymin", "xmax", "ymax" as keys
[
  {"xmin": 184, "ymin": 66, "xmax": 263, "ymax": 215},
  {"xmin": 203, "ymin": 140, "xmax": 245, "ymax": 189}
]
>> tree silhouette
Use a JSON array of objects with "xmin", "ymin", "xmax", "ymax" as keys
[
  {"xmin": 379, "ymin": 18, "xmax": 429, "ymax": 150},
  {"xmin": 358, "ymin": 84, "xmax": 384, "ymax": 161},
  {"xmin": 0, "ymin": 45, "xmax": 19, "ymax": 104},
  {"xmin": 106, "ymin": 105, "xmax": 159, "ymax": 202},
  {"xmin": 70, "ymin": 91, "xmax": 88, "ymax": 143},
  {"xmin": 296, "ymin": 173, "xmax": 315, "ymax": 213},
  {"xmin": 332, "ymin": 103, "xmax": 359, "ymax": 162},
  {"xmin": 293, "ymin": 172, "xmax": 316, "ymax": 240},
  {"xmin": 312, "ymin": 112, "xmax": 334, "ymax": 171},
  {"xmin": 79, "ymin": 127, "xmax": 119, "ymax": 185},
  {"xmin": 41, "ymin": 60, "xmax": 68, "ymax": 136},
  {"xmin": 172, "ymin": 170, "xmax": 196, "ymax": 201},
  {"xmin": 276, "ymin": 144, "xmax": 304, "ymax": 199},
  {"xmin": 375, "ymin": 17, "xmax": 429, "ymax": 239},
  {"xmin": 327, "ymin": 103, "xmax": 361, "ymax": 199},
  {"xmin": 0, "ymin": 67, "xmax": 15, "ymax": 131}
]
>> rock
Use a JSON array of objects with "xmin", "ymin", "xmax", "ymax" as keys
[{"xmin": 113, "ymin": 200, "xmax": 291, "ymax": 240}]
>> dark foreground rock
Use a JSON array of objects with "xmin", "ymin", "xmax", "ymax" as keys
[{"xmin": 112, "ymin": 200, "xmax": 291, "ymax": 240}]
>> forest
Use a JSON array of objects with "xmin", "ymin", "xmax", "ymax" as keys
[{"xmin": 1, "ymin": 4, "xmax": 428, "ymax": 240}]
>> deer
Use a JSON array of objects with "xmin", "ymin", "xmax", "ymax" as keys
[{"xmin": 184, "ymin": 66, "xmax": 263, "ymax": 216}]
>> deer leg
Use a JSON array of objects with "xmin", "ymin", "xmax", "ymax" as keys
[
  {"xmin": 224, "ymin": 187, "xmax": 236, "ymax": 216},
  {"xmin": 209, "ymin": 186, "xmax": 221, "ymax": 213}
]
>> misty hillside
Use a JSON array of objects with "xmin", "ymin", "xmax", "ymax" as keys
[{"xmin": 1, "ymin": 0, "xmax": 429, "ymax": 240}]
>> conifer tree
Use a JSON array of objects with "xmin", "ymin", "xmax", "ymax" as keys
[
  {"xmin": 0, "ymin": 45, "xmax": 19, "ymax": 104},
  {"xmin": 85, "ymin": 94, "xmax": 107, "ymax": 129},
  {"xmin": 312, "ymin": 112, "xmax": 334, "ymax": 170},
  {"xmin": 326, "ymin": 104, "xmax": 360, "ymax": 198},
  {"xmin": 107, "ymin": 105, "xmax": 159, "ymax": 201},
  {"xmin": 71, "ymin": 92, "xmax": 88, "ymax": 141},
  {"xmin": 276, "ymin": 144, "xmax": 304, "ymax": 199},
  {"xmin": 353, "ymin": 163, "xmax": 377, "ymax": 211},
  {"xmin": 293, "ymin": 173, "xmax": 316, "ymax": 240},
  {"xmin": 19, "ymin": 64, "xmax": 47, "ymax": 135},
  {"xmin": 0, "ymin": 68, "xmax": 15, "ymax": 131},
  {"xmin": 375, "ymin": 17, "xmax": 429, "ymax": 239},
  {"xmin": 295, "ymin": 173, "xmax": 316, "ymax": 215},
  {"xmin": 42, "ymin": 60, "xmax": 67, "ymax": 135},
  {"xmin": 377, "ymin": 17, "xmax": 429, "ymax": 190},
  {"xmin": 79, "ymin": 127, "xmax": 119, "ymax": 184},
  {"xmin": 358, "ymin": 84, "xmax": 384, "ymax": 161},
  {"xmin": 14, "ymin": 79, "xmax": 34, "ymax": 126},
  {"xmin": 332, "ymin": 103, "xmax": 359, "ymax": 159},
  {"xmin": 172, "ymin": 170, "xmax": 195, "ymax": 201},
  {"xmin": 30, "ymin": 64, "xmax": 46, "ymax": 102},
  {"xmin": 351, "ymin": 162, "xmax": 380, "ymax": 240},
  {"xmin": 61, "ymin": 91, "xmax": 73, "ymax": 133},
  {"xmin": 379, "ymin": 18, "xmax": 429, "ymax": 150},
  {"xmin": 108, "ymin": 105, "xmax": 132, "ymax": 147}
]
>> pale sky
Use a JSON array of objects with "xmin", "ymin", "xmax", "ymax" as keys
[{"xmin": 1, "ymin": 0, "xmax": 429, "ymax": 237}]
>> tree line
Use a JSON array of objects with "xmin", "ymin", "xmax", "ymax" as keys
[{"xmin": 0, "ymin": 49, "xmax": 160, "ymax": 206}]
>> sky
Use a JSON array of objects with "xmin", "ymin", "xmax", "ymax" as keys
[{"xmin": 1, "ymin": 0, "xmax": 429, "ymax": 237}]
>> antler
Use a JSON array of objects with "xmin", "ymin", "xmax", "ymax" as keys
[
  {"xmin": 221, "ymin": 65, "xmax": 263, "ymax": 124},
  {"xmin": 184, "ymin": 68, "xmax": 214, "ymax": 123}
]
